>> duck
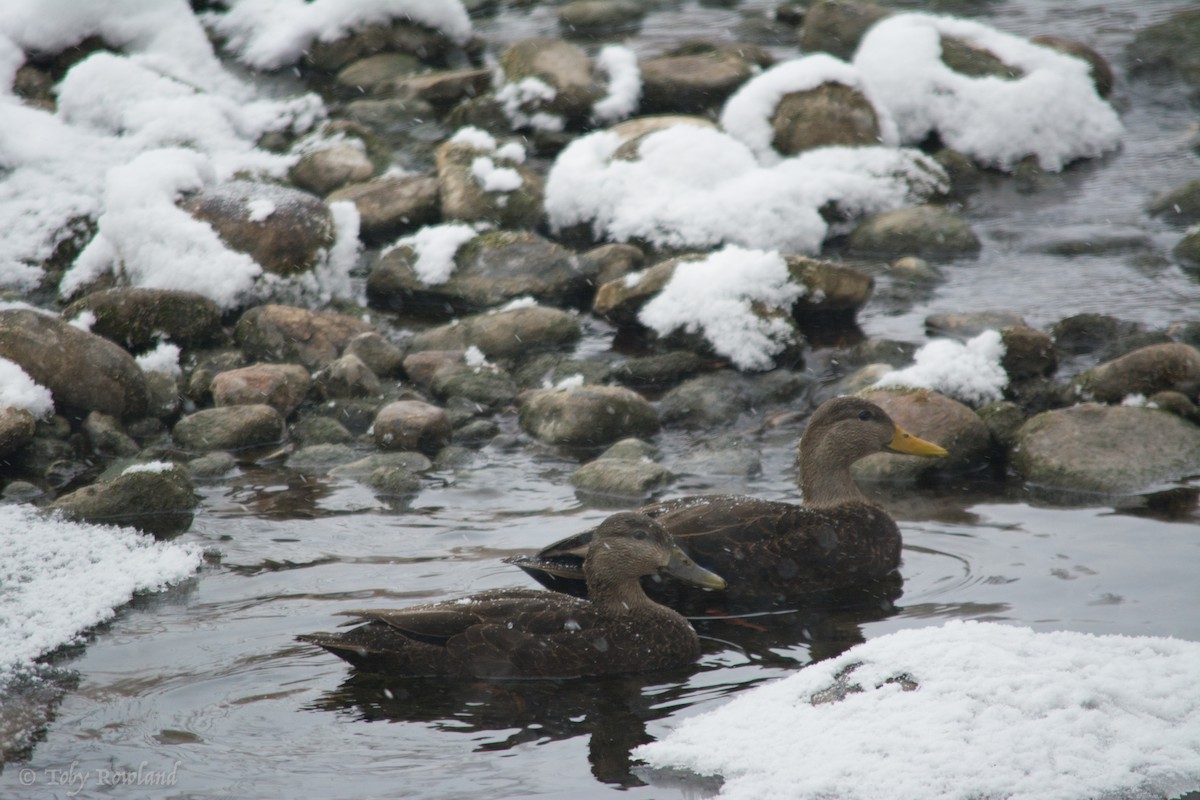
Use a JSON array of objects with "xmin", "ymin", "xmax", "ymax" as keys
[
  {"xmin": 507, "ymin": 396, "xmax": 948, "ymax": 612},
  {"xmin": 298, "ymin": 511, "xmax": 726, "ymax": 679}
]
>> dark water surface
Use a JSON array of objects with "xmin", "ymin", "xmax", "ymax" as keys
[{"xmin": 4, "ymin": 0, "xmax": 1200, "ymax": 797}]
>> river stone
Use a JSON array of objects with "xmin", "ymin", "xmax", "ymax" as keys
[
  {"xmin": 429, "ymin": 362, "xmax": 519, "ymax": 409},
  {"xmin": 304, "ymin": 20, "xmax": 455, "ymax": 74},
  {"xmin": 182, "ymin": 181, "xmax": 335, "ymax": 277},
  {"xmin": 0, "ymin": 407, "xmax": 37, "ymax": 460},
  {"xmin": 846, "ymin": 205, "xmax": 981, "ymax": 260},
  {"xmin": 1000, "ymin": 326, "xmax": 1057, "ymax": 381},
  {"xmin": 64, "ymin": 288, "xmax": 225, "ymax": 353},
  {"xmin": 173, "ymin": 404, "xmax": 285, "ymax": 452},
  {"xmin": 235, "ymin": 304, "xmax": 377, "ymax": 369},
  {"xmin": 211, "ymin": 364, "xmax": 312, "ymax": 416},
  {"xmin": 612, "ymin": 351, "xmax": 704, "ymax": 390},
  {"xmin": 187, "ymin": 451, "xmax": 237, "ymax": 480},
  {"xmin": 1030, "ymin": 35, "xmax": 1114, "ymax": 98},
  {"xmin": 48, "ymin": 462, "xmax": 197, "ymax": 537},
  {"xmin": 674, "ymin": 433, "xmax": 762, "ymax": 479},
  {"xmin": 1126, "ymin": 7, "xmax": 1200, "ymax": 92},
  {"xmin": 771, "ymin": 82, "xmax": 882, "ymax": 155},
  {"xmin": 518, "ymin": 385, "xmax": 659, "ymax": 446},
  {"xmin": 498, "ymin": 37, "xmax": 602, "ymax": 123},
  {"xmin": 844, "ymin": 338, "xmax": 919, "ymax": 368},
  {"xmin": 1064, "ymin": 343, "xmax": 1200, "ymax": 404},
  {"xmin": 343, "ymin": 332, "xmax": 406, "ymax": 378},
  {"xmin": 639, "ymin": 44, "xmax": 769, "ymax": 115},
  {"xmin": 659, "ymin": 371, "xmax": 755, "ymax": 429},
  {"xmin": 186, "ymin": 350, "xmax": 246, "ymax": 404},
  {"xmin": 290, "ymin": 415, "xmax": 354, "ymax": 446},
  {"xmin": 373, "ymin": 400, "xmax": 452, "ymax": 454},
  {"xmin": 1147, "ymin": 178, "xmax": 1200, "ymax": 226},
  {"xmin": 558, "ymin": 0, "xmax": 646, "ymax": 36},
  {"xmin": 977, "ymin": 400, "xmax": 1026, "ymax": 451},
  {"xmin": 852, "ymin": 389, "xmax": 990, "ymax": 480},
  {"xmin": 800, "ymin": 0, "xmax": 891, "ymax": 60},
  {"xmin": 327, "ymin": 175, "xmax": 439, "ymax": 245},
  {"xmin": 1174, "ymin": 229, "xmax": 1200, "ymax": 272},
  {"xmin": 513, "ymin": 354, "xmax": 614, "ymax": 390},
  {"xmin": 395, "ymin": 68, "xmax": 493, "ymax": 107},
  {"xmin": 570, "ymin": 456, "xmax": 672, "ymax": 502},
  {"xmin": 369, "ymin": 230, "xmax": 588, "ymax": 316},
  {"xmin": 1147, "ymin": 390, "xmax": 1200, "ymax": 425},
  {"xmin": 578, "ymin": 243, "xmax": 644, "ymax": 287},
  {"xmin": 289, "ymin": 142, "xmax": 375, "ymax": 196},
  {"xmin": 285, "ymin": 443, "xmax": 360, "ymax": 474},
  {"xmin": 789, "ymin": 257, "xmax": 874, "ymax": 315},
  {"xmin": 331, "ymin": 451, "xmax": 432, "ymax": 478},
  {"xmin": 0, "ymin": 309, "xmax": 148, "ymax": 420},
  {"xmin": 334, "ymin": 52, "xmax": 425, "ymax": 96},
  {"xmin": 82, "ymin": 411, "xmax": 139, "ymax": 458},
  {"xmin": 607, "ymin": 115, "xmax": 718, "ymax": 161},
  {"xmin": 403, "ymin": 350, "xmax": 467, "ymax": 391},
  {"xmin": 314, "ymin": 354, "xmax": 382, "ymax": 400},
  {"xmin": 593, "ymin": 256, "xmax": 686, "ymax": 328},
  {"xmin": 435, "ymin": 137, "xmax": 544, "ymax": 229},
  {"xmin": 926, "ymin": 311, "xmax": 1026, "ymax": 340},
  {"xmin": 410, "ymin": 305, "xmax": 582, "ymax": 363},
  {"xmin": 1011, "ymin": 403, "xmax": 1200, "ymax": 494}
]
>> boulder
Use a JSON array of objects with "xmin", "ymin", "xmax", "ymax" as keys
[
  {"xmin": 373, "ymin": 400, "xmax": 452, "ymax": 454},
  {"xmin": 235, "ymin": 304, "xmax": 377, "ymax": 369},
  {"xmin": 173, "ymin": 404, "xmax": 285, "ymax": 452},
  {"xmin": 343, "ymin": 332, "xmax": 406, "ymax": 378},
  {"xmin": 846, "ymin": 205, "xmax": 981, "ymax": 260},
  {"xmin": 0, "ymin": 407, "xmax": 37, "ymax": 460},
  {"xmin": 435, "ymin": 137, "xmax": 544, "ymax": 229},
  {"xmin": 210, "ymin": 364, "xmax": 312, "ymax": 416},
  {"xmin": 64, "ymin": 288, "xmax": 226, "ymax": 353},
  {"xmin": 0, "ymin": 309, "xmax": 148, "ymax": 419},
  {"xmin": 852, "ymin": 389, "xmax": 990, "ymax": 480},
  {"xmin": 799, "ymin": 0, "xmax": 891, "ymax": 60},
  {"xmin": 558, "ymin": 0, "xmax": 647, "ymax": 37},
  {"xmin": 289, "ymin": 142, "xmax": 376, "ymax": 196},
  {"xmin": 394, "ymin": 68, "xmax": 493, "ymax": 107},
  {"xmin": 304, "ymin": 19, "xmax": 456, "ymax": 74},
  {"xmin": 1065, "ymin": 343, "xmax": 1200, "ymax": 403},
  {"xmin": 333, "ymin": 52, "xmax": 425, "ymax": 96},
  {"xmin": 1012, "ymin": 403, "xmax": 1200, "ymax": 494},
  {"xmin": 518, "ymin": 385, "xmax": 659, "ymax": 446},
  {"xmin": 640, "ymin": 43, "xmax": 771, "ymax": 115},
  {"xmin": 498, "ymin": 37, "xmax": 602, "ymax": 124},
  {"xmin": 429, "ymin": 361, "xmax": 519, "ymax": 409},
  {"xmin": 1000, "ymin": 326, "xmax": 1057, "ymax": 381},
  {"xmin": 770, "ymin": 82, "xmax": 883, "ymax": 155},
  {"xmin": 314, "ymin": 354, "xmax": 382, "ymax": 400},
  {"xmin": 48, "ymin": 462, "xmax": 197, "ymax": 536},
  {"xmin": 1146, "ymin": 178, "xmax": 1200, "ymax": 226},
  {"xmin": 82, "ymin": 411, "xmax": 139, "ymax": 458},
  {"xmin": 409, "ymin": 304, "xmax": 582, "ymax": 363},
  {"xmin": 326, "ymin": 175, "xmax": 440, "ymax": 246}
]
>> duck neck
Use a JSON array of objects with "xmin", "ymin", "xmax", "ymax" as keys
[
  {"xmin": 586, "ymin": 571, "xmax": 655, "ymax": 615},
  {"xmin": 799, "ymin": 438, "xmax": 867, "ymax": 508}
]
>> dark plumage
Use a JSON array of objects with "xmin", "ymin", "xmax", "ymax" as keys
[
  {"xmin": 508, "ymin": 396, "xmax": 948, "ymax": 611},
  {"xmin": 298, "ymin": 512, "xmax": 726, "ymax": 679}
]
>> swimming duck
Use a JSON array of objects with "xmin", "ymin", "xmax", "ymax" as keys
[
  {"xmin": 298, "ymin": 512, "xmax": 726, "ymax": 679},
  {"xmin": 508, "ymin": 396, "xmax": 948, "ymax": 612}
]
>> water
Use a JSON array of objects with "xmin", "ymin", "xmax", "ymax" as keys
[{"xmin": 4, "ymin": 0, "xmax": 1200, "ymax": 797}]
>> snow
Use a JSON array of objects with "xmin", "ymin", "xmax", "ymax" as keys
[
  {"xmin": 0, "ymin": 357, "xmax": 55, "ymax": 418},
  {"xmin": 592, "ymin": 44, "xmax": 641, "ymax": 124},
  {"xmin": 496, "ymin": 76, "xmax": 564, "ymax": 132},
  {"xmin": 545, "ymin": 123, "xmax": 945, "ymax": 253},
  {"xmin": 121, "ymin": 460, "xmax": 175, "ymax": 475},
  {"xmin": 136, "ymin": 341, "xmax": 183, "ymax": 376},
  {"xmin": 203, "ymin": 0, "xmax": 472, "ymax": 71},
  {"xmin": 853, "ymin": 13, "xmax": 1123, "ymax": 171},
  {"xmin": 0, "ymin": 504, "xmax": 202, "ymax": 679},
  {"xmin": 720, "ymin": 53, "xmax": 899, "ymax": 163},
  {"xmin": 872, "ymin": 329, "xmax": 1008, "ymax": 405},
  {"xmin": 385, "ymin": 223, "xmax": 479, "ymax": 285},
  {"xmin": 638, "ymin": 245, "xmax": 803, "ymax": 371},
  {"xmin": 449, "ymin": 126, "xmax": 498, "ymax": 151},
  {"xmin": 636, "ymin": 620, "xmax": 1200, "ymax": 800},
  {"xmin": 470, "ymin": 156, "xmax": 523, "ymax": 193}
]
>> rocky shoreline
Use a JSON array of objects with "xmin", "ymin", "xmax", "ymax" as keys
[{"xmin": 2, "ymin": 0, "xmax": 1200, "ymax": 538}]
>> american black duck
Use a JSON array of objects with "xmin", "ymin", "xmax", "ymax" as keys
[
  {"xmin": 298, "ymin": 512, "xmax": 726, "ymax": 678},
  {"xmin": 508, "ymin": 396, "xmax": 948, "ymax": 612}
]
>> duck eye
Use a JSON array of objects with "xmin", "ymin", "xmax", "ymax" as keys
[
  {"xmin": 632, "ymin": 530, "xmax": 648, "ymax": 541},
  {"xmin": 857, "ymin": 410, "xmax": 873, "ymax": 421}
]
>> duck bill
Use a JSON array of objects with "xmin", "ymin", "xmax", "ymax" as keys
[
  {"xmin": 886, "ymin": 425, "xmax": 949, "ymax": 458},
  {"xmin": 664, "ymin": 545, "xmax": 726, "ymax": 590}
]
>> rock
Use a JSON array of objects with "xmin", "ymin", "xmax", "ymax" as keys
[
  {"xmin": 331, "ymin": 451, "xmax": 432, "ymax": 479},
  {"xmin": 578, "ymin": 242, "xmax": 645, "ymax": 287},
  {"xmin": 326, "ymin": 176, "xmax": 440, "ymax": 245},
  {"xmin": 1174, "ymin": 229, "xmax": 1200, "ymax": 271},
  {"xmin": 1012, "ymin": 403, "xmax": 1200, "ymax": 494},
  {"xmin": 0, "ymin": 407, "xmax": 37, "ymax": 460},
  {"xmin": 395, "ymin": 68, "xmax": 493, "ymax": 107},
  {"xmin": 1000, "ymin": 326, "xmax": 1057, "ymax": 381},
  {"xmin": 607, "ymin": 115, "xmax": 718, "ymax": 160},
  {"xmin": 558, "ymin": 0, "xmax": 647, "ymax": 37},
  {"xmin": 593, "ymin": 256, "xmax": 682, "ymax": 328},
  {"xmin": 342, "ymin": 96, "xmax": 440, "ymax": 148},
  {"xmin": 1030, "ymin": 35, "xmax": 1114, "ymax": 98},
  {"xmin": 373, "ymin": 400, "xmax": 452, "ymax": 454},
  {"xmin": 410, "ymin": 304, "xmax": 582, "ymax": 363},
  {"xmin": 640, "ymin": 43, "xmax": 771, "ymax": 115},
  {"xmin": 1147, "ymin": 178, "xmax": 1200, "ymax": 226},
  {"xmin": 369, "ymin": 230, "xmax": 588, "ymax": 316},
  {"xmin": 64, "ymin": 288, "xmax": 226, "ymax": 353},
  {"xmin": 435, "ymin": 137, "xmax": 544, "ymax": 229},
  {"xmin": 0, "ymin": 309, "xmax": 148, "ymax": 420},
  {"xmin": 289, "ymin": 142, "xmax": 376, "ymax": 196},
  {"xmin": 343, "ymin": 332, "xmax": 406, "ymax": 378},
  {"xmin": 853, "ymin": 389, "xmax": 990, "ymax": 480},
  {"xmin": 234, "ymin": 304, "xmax": 376, "ymax": 369},
  {"xmin": 286, "ymin": 443, "xmax": 360, "ymax": 473},
  {"xmin": 571, "ymin": 456, "xmax": 672, "ymax": 502},
  {"xmin": 429, "ymin": 361, "xmax": 519, "ymax": 409},
  {"xmin": 186, "ymin": 451, "xmax": 237, "ymax": 480},
  {"xmin": 518, "ymin": 385, "xmax": 659, "ymax": 446},
  {"xmin": 48, "ymin": 462, "xmax": 197, "ymax": 536},
  {"xmin": 843, "ymin": 338, "xmax": 918, "ymax": 369},
  {"xmin": 1050, "ymin": 313, "xmax": 1144, "ymax": 357},
  {"xmin": 173, "ymin": 404, "xmax": 285, "ymax": 452},
  {"xmin": 812, "ymin": 363, "xmax": 893, "ymax": 405},
  {"xmin": 513, "ymin": 355, "xmax": 614, "ymax": 390},
  {"xmin": 926, "ymin": 311, "xmax": 1026, "ymax": 340},
  {"xmin": 210, "ymin": 363, "xmax": 311, "ymax": 417},
  {"xmin": 659, "ymin": 371, "xmax": 756, "ymax": 428},
  {"xmin": 788, "ymin": 256, "xmax": 875, "ymax": 316},
  {"xmin": 612, "ymin": 351, "xmax": 704, "ymax": 390},
  {"xmin": 403, "ymin": 350, "xmax": 468, "ymax": 391},
  {"xmin": 770, "ymin": 82, "xmax": 883, "ymax": 155},
  {"xmin": 498, "ymin": 37, "xmax": 602, "ymax": 124},
  {"xmin": 932, "ymin": 149, "xmax": 984, "ymax": 201},
  {"xmin": 82, "ymin": 411, "xmax": 139, "ymax": 458},
  {"xmin": 334, "ymin": 52, "xmax": 425, "ymax": 96},
  {"xmin": 799, "ymin": 0, "xmax": 891, "ymax": 60},
  {"xmin": 182, "ymin": 181, "xmax": 335, "ymax": 277},
  {"xmin": 304, "ymin": 20, "xmax": 456, "ymax": 74},
  {"xmin": 1147, "ymin": 390, "xmax": 1200, "ymax": 425},
  {"xmin": 673, "ymin": 433, "xmax": 762, "ymax": 479},
  {"xmin": 846, "ymin": 205, "xmax": 981, "ymax": 260},
  {"xmin": 291, "ymin": 415, "xmax": 354, "ymax": 446},
  {"xmin": 1126, "ymin": 7, "xmax": 1200, "ymax": 91},
  {"xmin": 1065, "ymin": 343, "xmax": 1200, "ymax": 404},
  {"xmin": 939, "ymin": 36, "xmax": 1023, "ymax": 80},
  {"xmin": 314, "ymin": 354, "xmax": 382, "ymax": 400},
  {"xmin": 977, "ymin": 400, "xmax": 1026, "ymax": 451}
]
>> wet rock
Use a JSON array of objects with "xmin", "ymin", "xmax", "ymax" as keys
[
  {"xmin": 326, "ymin": 175, "xmax": 440, "ymax": 246},
  {"xmin": 343, "ymin": 332, "xmax": 407, "ymax": 379},
  {"xmin": 659, "ymin": 371, "xmax": 755, "ymax": 429},
  {"xmin": 235, "ymin": 304, "xmax": 377, "ymax": 369},
  {"xmin": 314, "ymin": 354, "xmax": 383, "ymax": 400},
  {"xmin": 1000, "ymin": 326, "xmax": 1057, "ymax": 381},
  {"xmin": 373, "ymin": 400, "xmax": 452, "ymax": 454},
  {"xmin": 1050, "ymin": 313, "xmax": 1143, "ymax": 358},
  {"xmin": 410, "ymin": 304, "xmax": 582, "ymax": 363},
  {"xmin": 593, "ymin": 256, "xmax": 682, "ymax": 328},
  {"xmin": 812, "ymin": 363, "xmax": 892, "ymax": 406},
  {"xmin": 304, "ymin": 20, "xmax": 456, "ymax": 74},
  {"xmin": 1031, "ymin": 225, "xmax": 1153, "ymax": 257},
  {"xmin": 571, "ymin": 455, "xmax": 672, "ymax": 502},
  {"xmin": 770, "ymin": 82, "xmax": 882, "ymax": 155},
  {"xmin": 331, "ymin": 451, "xmax": 432, "ymax": 480},
  {"xmin": 612, "ymin": 351, "xmax": 705, "ymax": 390},
  {"xmin": 403, "ymin": 350, "xmax": 468, "ymax": 391},
  {"xmin": 578, "ymin": 242, "xmax": 645, "ymax": 287},
  {"xmin": 369, "ymin": 230, "xmax": 588, "ymax": 316},
  {"xmin": 211, "ymin": 364, "xmax": 312, "ymax": 417},
  {"xmin": 1147, "ymin": 178, "xmax": 1200, "ymax": 226},
  {"xmin": 513, "ymin": 355, "xmax": 614, "ymax": 390},
  {"xmin": 1147, "ymin": 390, "xmax": 1200, "ymax": 425},
  {"xmin": 1012, "ymin": 403, "xmax": 1200, "ymax": 494},
  {"xmin": 342, "ymin": 96, "xmax": 440, "ymax": 147},
  {"xmin": 498, "ymin": 37, "xmax": 602, "ymax": 125},
  {"xmin": 48, "ymin": 462, "xmax": 197, "ymax": 536},
  {"xmin": 186, "ymin": 451, "xmax": 237, "ymax": 480},
  {"xmin": 429, "ymin": 361, "xmax": 519, "ymax": 409},
  {"xmin": 0, "ymin": 407, "xmax": 37, "ymax": 460},
  {"xmin": 82, "ymin": 411, "xmax": 139, "ymax": 458},
  {"xmin": 185, "ymin": 350, "xmax": 246, "ymax": 404},
  {"xmin": 640, "ymin": 43, "xmax": 770, "ymax": 115},
  {"xmin": 395, "ymin": 68, "xmax": 493, "ymax": 107},
  {"xmin": 334, "ymin": 52, "xmax": 425, "ymax": 97},
  {"xmin": 846, "ymin": 205, "xmax": 981, "ymax": 260},
  {"xmin": 1174, "ymin": 229, "xmax": 1200, "ymax": 272},
  {"xmin": 1030, "ymin": 35, "xmax": 1114, "ymax": 98},
  {"xmin": 558, "ymin": 0, "xmax": 646, "ymax": 37},
  {"xmin": 173, "ymin": 404, "xmax": 285, "ymax": 452},
  {"xmin": 1126, "ymin": 7, "xmax": 1200, "ymax": 92},
  {"xmin": 799, "ymin": 0, "xmax": 890, "ymax": 60},
  {"xmin": 435, "ymin": 137, "xmax": 544, "ymax": 229},
  {"xmin": 939, "ymin": 36, "xmax": 1023, "ymax": 80},
  {"xmin": 789, "ymin": 257, "xmax": 875, "ymax": 316},
  {"xmin": 182, "ymin": 181, "xmax": 335, "ymax": 277},
  {"xmin": 311, "ymin": 398, "xmax": 382, "ymax": 436},
  {"xmin": 518, "ymin": 385, "xmax": 659, "ymax": 446},
  {"xmin": 289, "ymin": 142, "xmax": 375, "ymax": 196},
  {"xmin": 926, "ymin": 311, "xmax": 1026, "ymax": 341},
  {"xmin": 290, "ymin": 415, "xmax": 354, "ymax": 446},
  {"xmin": 843, "ymin": 338, "xmax": 918, "ymax": 369},
  {"xmin": 673, "ymin": 433, "xmax": 762, "ymax": 479},
  {"xmin": 977, "ymin": 400, "xmax": 1026, "ymax": 451},
  {"xmin": 931, "ymin": 149, "xmax": 984, "ymax": 201},
  {"xmin": 0, "ymin": 309, "xmax": 148, "ymax": 420},
  {"xmin": 853, "ymin": 389, "xmax": 990, "ymax": 480},
  {"xmin": 286, "ymin": 443, "xmax": 360, "ymax": 474},
  {"xmin": 1064, "ymin": 343, "xmax": 1200, "ymax": 404},
  {"xmin": 364, "ymin": 463, "xmax": 423, "ymax": 497},
  {"xmin": 64, "ymin": 288, "xmax": 226, "ymax": 353}
]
